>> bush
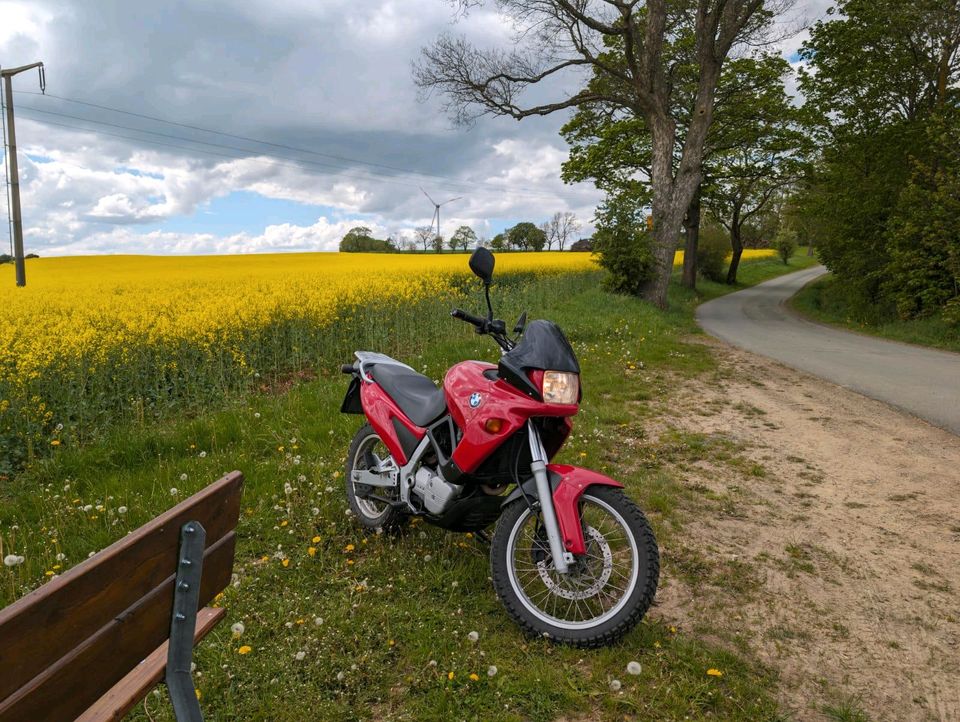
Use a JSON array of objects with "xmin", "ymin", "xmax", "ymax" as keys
[
  {"xmin": 775, "ymin": 228, "xmax": 797, "ymax": 265},
  {"xmin": 697, "ymin": 225, "xmax": 729, "ymax": 282},
  {"xmin": 592, "ymin": 221, "xmax": 655, "ymax": 295}
]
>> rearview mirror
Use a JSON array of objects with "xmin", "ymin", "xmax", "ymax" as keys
[{"xmin": 469, "ymin": 247, "xmax": 495, "ymax": 286}]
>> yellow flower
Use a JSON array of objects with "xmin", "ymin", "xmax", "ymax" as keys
[
  {"xmin": 238, "ymin": 645, "xmax": 252, "ymax": 655},
  {"xmin": 706, "ymin": 668, "xmax": 723, "ymax": 677},
  {"xmin": 388, "ymin": 639, "xmax": 395, "ymax": 646},
  {"xmin": 308, "ymin": 546, "xmax": 316, "ymax": 557},
  {"xmin": 50, "ymin": 439, "xmax": 60, "ymax": 447},
  {"xmin": 447, "ymin": 671, "xmax": 455, "ymax": 680},
  {"xmin": 281, "ymin": 559, "xmax": 290, "ymax": 568},
  {"xmin": 195, "ymin": 689, "xmax": 202, "ymax": 700},
  {"xmin": 311, "ymin": 535, "xmax": 321, "ymax": 543},
  {"xmin": 469, "ymin": 673, "xmax": 480, "ymax": 681},
  {"xmin": 280, "ymin": 520, "xmax": 288, "ymax": 527},
  {"xmin": 344, "ymin": 543, "xmax": 355, "ymax": 552},
  {"xmin": 346, "ymin": 559, "xmax": 354, "ymax": 565}
]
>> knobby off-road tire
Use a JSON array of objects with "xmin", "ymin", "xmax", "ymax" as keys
[
  {"xmin": 345, "ymin": 424, "xmax": 408, "ymax": 532},
  {"xmin": 490, "ymin": 485, "xmax": 659, "ymax": 647}
]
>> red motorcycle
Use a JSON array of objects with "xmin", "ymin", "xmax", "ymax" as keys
[{"xmin": 340, "ymin": 248, "xmax": 658, "ymax": 646}]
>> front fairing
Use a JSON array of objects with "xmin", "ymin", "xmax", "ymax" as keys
[{"xmin": 498, "ymin": 319, "xmax": 580, "ymax": 399}]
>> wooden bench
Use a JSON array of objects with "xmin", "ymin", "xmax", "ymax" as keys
[{"xmin": 0, "ymin": 470, "xmax": 244, "ymax": 721}]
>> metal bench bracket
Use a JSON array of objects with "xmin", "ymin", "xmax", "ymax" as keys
[{"xmin": 166, "ymin": 521, "xmax": 206, "ymax": 722}]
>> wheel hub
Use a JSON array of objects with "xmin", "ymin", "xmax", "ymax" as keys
[{"xmin": 535, "ymin": 526, "xmax": 613, "ymax": 600}]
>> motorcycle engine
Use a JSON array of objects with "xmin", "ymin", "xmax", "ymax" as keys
[{"xmin": 413, "ymin": 467, "xmax": 461, "ymax": 515}]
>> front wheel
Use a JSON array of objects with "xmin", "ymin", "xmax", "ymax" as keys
[{"xmin": 490, "ymin": 485, "xmax": 659, "ymax": 647}]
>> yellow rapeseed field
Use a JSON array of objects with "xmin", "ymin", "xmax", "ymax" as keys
[{"xmin": 0, "ymin": 251, "xmax": 597, "ymax": 469}]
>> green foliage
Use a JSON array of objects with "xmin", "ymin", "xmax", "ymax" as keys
[
  {"xmin": 506, "ymin": 222, "xmax": 546, "ymax": 251},
  {"xmin": 775, "ymin": 227, "xmax": 797, "ymax": 265},
  {"xmin": 592, "ymin": 201, "xmax": 656, "ymax": 295},
  {"xmin": 697, "ymin": 224, "xmax": 730, "ymax": 282},
  {"xmin": 0, "ymin": 254, "xmax": 12, "ymax": 265},
  {"xmin": 794, "ymin": 0, "xmax": 960, "ymax": 317},
  {"xmin": 430, "ymin": 234, "xmax": 444, "ymax": 253},
  {"xmin": 449, "ymin": 225, "xmax": 476, "ymax": 252},
  {"xmin": 339, "ymin": 226, "xmax": 395, "ymax": 253},
  {"xmin": 884, "ymin": 112, "xmax": 960, "ymax": 320},
  {"xmin": 490, "ymin": 233, "xmax": 507, "ymax": 252}
]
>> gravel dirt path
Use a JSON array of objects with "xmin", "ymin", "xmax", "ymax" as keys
[{"xmin": 653, "ymin": 340, "xmax": 960, "ymax": 721}]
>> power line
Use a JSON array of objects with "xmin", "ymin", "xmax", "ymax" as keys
[{"xmin": 15, "ymin": 90, "xmax": 590, "ymax": 201}]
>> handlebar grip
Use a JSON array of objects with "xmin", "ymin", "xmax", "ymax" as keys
[
  {"xmin": 450, "ymin": 308, "xmax": 486, "ymax": 327},
  {"xmin": 341, "ymin": 364, "xmax": 356, "ymax": 374}
]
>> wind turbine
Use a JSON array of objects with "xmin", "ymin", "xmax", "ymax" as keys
[{"xmin": 421, "ymin": 187, "xmax": 462, "ymax": 245}]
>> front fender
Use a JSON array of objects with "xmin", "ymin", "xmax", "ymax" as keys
[{"xmin": 502, "ymin": 464, "xmax": 623, "ymax": 556}]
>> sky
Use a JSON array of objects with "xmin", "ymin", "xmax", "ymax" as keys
[{"xmin": 0, "ymin": 0, "xmax": 831, "ymax": 257}]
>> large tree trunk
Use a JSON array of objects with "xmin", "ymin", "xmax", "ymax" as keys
[
  {"xmin": 726, "ymin": 206, "xmax": 744, "ymax": 285},
  {"xmin": 681, "ymin": 184, "xmax": 702, "ymax": 289}
]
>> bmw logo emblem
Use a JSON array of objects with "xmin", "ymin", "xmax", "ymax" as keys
[{"xmin": 469, "ymin": 392, "xmax": 482, "ymax": 408}]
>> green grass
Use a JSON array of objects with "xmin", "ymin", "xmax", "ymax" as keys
[
  {"xmin": 0, "ymin": 256, "xmax": 809, "ymax": 721},
  {"xmin": 790, "ymin": 273, "xmax": 960, "ymax": 353}
]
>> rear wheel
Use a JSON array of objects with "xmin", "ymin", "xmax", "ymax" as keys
[
  {"xmin": 490, "ymin": 485, "xmax": 658, "ymax": 647},
  {"xmin": 345, "ymin": 424, "xmax": 407, "ymax": 531}
]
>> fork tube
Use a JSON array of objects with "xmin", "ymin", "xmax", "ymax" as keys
[{"xmin": 527, "ymin": 422, "xmax": 572, "ymax": 574}]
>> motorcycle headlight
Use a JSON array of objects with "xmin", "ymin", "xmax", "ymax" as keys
[{"xmin": 542, "ymin": 371, "xmax": 579, "ymax": 405}]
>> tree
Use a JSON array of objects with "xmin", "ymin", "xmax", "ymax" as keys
[
  {"xmin": 542, "ymin": 212, "xmax": 581, "ymax": 251},
  {"xmin": 431, "ymin": 234, "xmax": 445, "ymax": 253},
  {"xmin": 563, "ymin": 52, "xmax": 804, "ymax": 287},
  {"xmin": 339, "ymin": 226, "xmax": 396, "ymax": 253},
  {"xmin": 415, "ymin": 0, "xmax": 784, "ymax": 308},
  {"xmin": 414, "ymin": 225, "xmax": 435, "ymax": 252},
  {"xmin": 490, "ymin": 233, "xmax": 508, "ymax": 252},
  {"xmin": 795, "ymin": 0, "xmax": 960, "ymax": 315},
  {"xmin": 507, "ymin": 222, "xmax": 547, "ymax": 251},
  {"xmin": 450, "ymin": 225, "xmax": 477, "ymax": 251}
]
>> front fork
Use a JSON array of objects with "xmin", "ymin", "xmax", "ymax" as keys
[{"xmin": 527, "ymin": 422, "xmax": 575, "ymax": 574}]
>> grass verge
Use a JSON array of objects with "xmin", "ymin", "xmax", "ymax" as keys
[
  {"xmin": 1, "ymin": 254, "xmax": 812, "ymax": 721},
  {"xmin": 790, "ymin": 273, "xmax": 960, "ymax": 354}
]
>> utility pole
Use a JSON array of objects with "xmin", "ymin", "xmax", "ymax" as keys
[{"xmin": 1, "ymin": 61, "xmax": 45, "ymax": 287}]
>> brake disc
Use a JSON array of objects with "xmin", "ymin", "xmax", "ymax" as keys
[{"xmin": 535, "ymin": 526, "xmax": 613, "ymax": 601}]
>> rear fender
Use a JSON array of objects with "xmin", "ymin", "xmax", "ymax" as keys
[{"xmin": 501, "ymin": 464, "xmax": 623, "ymax": 556}]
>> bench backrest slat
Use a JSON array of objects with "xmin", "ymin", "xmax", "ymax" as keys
[
  {"xmin": 0, "ymin": 532, "xmax": 235, "ymax": 721},
  {"xmin": 0, "ymin": 471, "xmax": 243, "ymax": 716}
]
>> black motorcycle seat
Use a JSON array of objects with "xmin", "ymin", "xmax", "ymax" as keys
[{"xmin": 370, "ymin": 363, "xmax": 447, "ymax": 428}]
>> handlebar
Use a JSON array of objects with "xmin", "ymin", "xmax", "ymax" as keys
[
  {"xmin": 341, "ymin": 364, "xmax": 356, "ymax": 374},
  {"xmin": 451, "ymin": 308, "xmax": 515, "ymax": 351}
]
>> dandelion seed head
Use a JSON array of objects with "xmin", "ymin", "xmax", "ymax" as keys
[
  {"xmin": 609, "ymin": 679, "xmax": 621, "ymax": 692},
  {"xmin": 627, "ymin": 661, "xmax": 642, "ymax": 675}
]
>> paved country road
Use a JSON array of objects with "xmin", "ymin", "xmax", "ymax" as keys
[{"xmin": 696, "ymin": 264, "xmax": 960, "ymax": 435}]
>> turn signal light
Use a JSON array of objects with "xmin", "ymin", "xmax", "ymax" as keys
[{"xmin": 484, "ymin": 418, "xmax": 504, "ymax": 434}]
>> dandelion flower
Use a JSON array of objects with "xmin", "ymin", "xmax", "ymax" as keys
[
  {"xmin": 281, "ymin": 559, "xmax": 290, "ymax": 568},
  {"xmin": 467, "ymin": 631, "xmax": 479, "ymax": 642},
  {"xmin": 199, "ymin": 451, "xmax": 207, "ymax": 458},
  {"xmin": 4, "ymin": 554, "xmax": 24, "ymax": 567},
  {"xmin": 314, "ymin": 616, "xmax": 324, "ymax": 626},
  {"xmin": 311, "ymin": 535, "xmax": 321, "ymax": 543},
  {"xmin": 180, "ymin": 473, "xmax": 188, "ymax": 481},
  {"xmin": 627, "ymin": 661, "xmax": 642, "ymax": 675},
  {"xmin": 447, "ymin": 671, "xmax": 455, "ymax": 681},
  {"xmin": 50, "ymin": 439, "xmax": 61, "ymax": 447},
  {"xmin": 237, "ymin": 646, "xmax": 252, "ymax": 655},
  {"xmin": 308, "ymin": 547, "xmax": 316, "ymax": 557},
  {"xmin": 707, "ymin": 668, "xmax": 723, "ymax": 677},
  {"xmin": 469, "ymin": 673, "xmax": 480, "ymax": 681},
  {"xmin": 231, "ymin": 622, "xmax": 245, "ymax": 638},
  {"xmin": 117, "ymin": 506, "xmax": 127, "ymax": 514},
  {"xmin": 295, "ymin": 651, "xmax": 306, "ymax": 661},
  {"xmin": 609, "ymin": 679, "xmax": 622, "ymax": 692},
  {"xmin": 336, "ymin": 671, "xmax": 346, "ymax": 681},
  {"xmin": 344, "ymin": 543, "xmax": 355, "ymax": 552},
  {"xmin": 170, "ymin": 488, "xmax": 178, "ymax": 496}
]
